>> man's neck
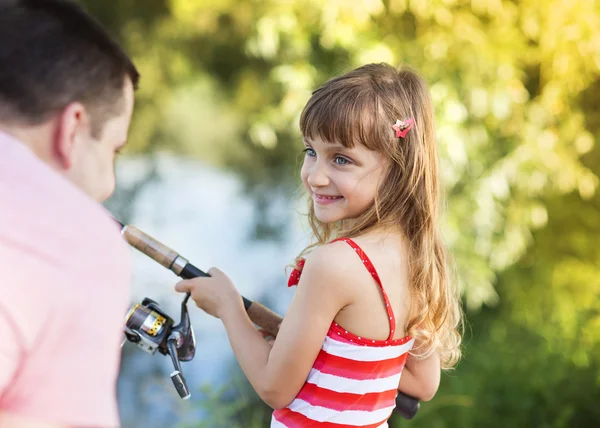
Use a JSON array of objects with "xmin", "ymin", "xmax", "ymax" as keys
[{"xmin": 0, "ymin": 122, "xmax": 56, "ymax": 166}]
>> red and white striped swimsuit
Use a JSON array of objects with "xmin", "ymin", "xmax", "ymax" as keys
[{"xmin": 271, "ymin": 238, "xmax": 414, "ymax": 428}]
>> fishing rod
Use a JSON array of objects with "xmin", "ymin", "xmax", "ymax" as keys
[
  {"xmin": 117, "ymin": 221, "xmax": 281, "ymax": 336},
  {"xmin": 116, "ymin": 220, "xmax": 282, "ymax": 401},
  {"xmin": 116, "ymin": 220, "xmax": 420, "ymax": 418}
]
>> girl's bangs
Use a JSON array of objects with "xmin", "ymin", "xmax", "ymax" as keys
[{"xmin": 300, "ymin": 86, "xmax": 382, "ymax": 150}]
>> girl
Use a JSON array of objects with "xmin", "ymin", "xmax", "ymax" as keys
[{"xmin": 175, "ymin": 63, "xmax": 462, "ymax": 427}]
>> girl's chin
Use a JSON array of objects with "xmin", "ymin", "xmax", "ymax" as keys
[
  {"xmin": 314, "ymin": 213, "xmax": 340, "ymax": 224},
  {"xmin": 314, "ymin": 210, "xmax": 345, "ymax": 224},
  {"xmin": 314, "ymin": 206, "xmax": 369, "ymax": 226},
  {"xmin": 316, "ymin": 218, "xmax": 338, "ymax": 225}
]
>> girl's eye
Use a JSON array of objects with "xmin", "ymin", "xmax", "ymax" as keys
[
  {"xmin": 334, "ymin": 156, "xmax": 351, "ymax": 165},
  {"xmin": 303, "ymin": 148, "xmax": 316, "ymax": 157}
]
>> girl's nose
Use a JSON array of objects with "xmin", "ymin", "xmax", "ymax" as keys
[{"xmin": 307, "ymin": 162, "xmax": 329, "ymax": 188}]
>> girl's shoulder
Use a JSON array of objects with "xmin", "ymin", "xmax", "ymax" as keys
[
  {"xmin": 306, "ymin": 232, "xmax": 405, "ymax": 265},
  {"xmin": 334, "ymin": 231, "xmax": 407, "ymax": 263},
  {"xmin": 296, "ymin": 239, "xmax": 373, "ymax": 288},
  {"xmin": 301, "ymin": 235, "xmax": 394, "ymax": 282},
  {"xmin": 303, "ymin": 239, "xmax": 366, "ymax": 274},
  {"xmin": 297, "ymin": 231, "xmax": 407, "ymax": 290},
  {"xmin": 327, "ymin": 232, "xmax": 409, "ymax": 292},
  {"xmin": 289, "ymin": 240, "xmax": 372, "ymax": 310}
]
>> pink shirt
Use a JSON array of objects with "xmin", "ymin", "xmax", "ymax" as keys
[{"xmin": 0, "ymin": 131, "xmax": 131, "ymax": 427}]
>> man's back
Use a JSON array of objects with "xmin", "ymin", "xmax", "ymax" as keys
[{"xmin": 0, "ymin": 131, "xmax": 131, "ymax": 427}]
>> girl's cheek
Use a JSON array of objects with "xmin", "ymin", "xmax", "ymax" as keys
[{"xmin": 300, "ymin": 162, "xmax": 310, "ymax": 183}]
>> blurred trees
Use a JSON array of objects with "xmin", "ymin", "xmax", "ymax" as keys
[{"xmin": 83, "ymin": 0, "xmax": 600, "ymax": 426}]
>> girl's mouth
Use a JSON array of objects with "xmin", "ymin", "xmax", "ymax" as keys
[{"xmin": 314, "ymin": 193, "xmax": 343, "ymax": 204}]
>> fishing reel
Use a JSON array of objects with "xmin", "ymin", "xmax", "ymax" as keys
[{"xmin": 124, "ymin": 295, "xmax": 196, "ymax": 400}]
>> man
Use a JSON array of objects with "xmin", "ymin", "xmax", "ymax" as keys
[{"xmin": 0, "ymin": 1, "xmax": 139, "ymax": 427}]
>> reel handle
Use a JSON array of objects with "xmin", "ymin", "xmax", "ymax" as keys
[
  {"xmin": 170, "ymin": 371, "xmax": 190, "ymax": 400},
  {"xmin": 167, "ymin": 337, "xmax": 191, "ymax": 400}
]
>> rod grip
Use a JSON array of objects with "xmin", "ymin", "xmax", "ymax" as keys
[
  {"xmin": 122, "ymin": 225, "xmax": 179, "ymax": 270},
  {"xmin": 246, "ymin": 301, "xmax": 282, "ymax": 338},
  {"xmin": 395, "ymin": 391, "xmax": 420, "ymax": 419}
]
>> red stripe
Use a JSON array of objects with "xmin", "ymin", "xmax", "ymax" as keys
[
  {"xmin": 313, "ymin": 349, "xmax": 407, "ymax": 380},
  {"xmin": 296, "ymin": 382, "xmax": 397, "ymax": 411},
  {"xmin": 273, "ymin": 408, "xmax": 390, "ymax": 428}
]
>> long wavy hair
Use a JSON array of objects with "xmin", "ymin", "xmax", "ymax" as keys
[{"xmin": 296, "ymin": 63, "xmax": 462, "ymax": 369}]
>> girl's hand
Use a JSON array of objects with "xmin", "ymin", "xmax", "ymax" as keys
[
  {"xmin": 257, "ymin": 321, "xmax": 281, "ymax": 346},
  {"xmin": 174, "ymin": 267, "xmax": 241, "ymax": 319},
  {"xmin": 257, "ymin": 328, "xmax": 276, "ymax": 346}
]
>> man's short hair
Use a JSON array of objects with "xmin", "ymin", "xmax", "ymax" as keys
[{"xmin": 0, "ymin": 0, "xmax": 140, "ymax": 137}]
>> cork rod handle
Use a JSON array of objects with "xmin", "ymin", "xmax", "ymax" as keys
[
  {"xmin": 246, "ymin": 301, "xmax": 282, "ymax": 338},
  {"xmin": 121, "ymin": 225, "xmax": 179, "ymax": 270}
]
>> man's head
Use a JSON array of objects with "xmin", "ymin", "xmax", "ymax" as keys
[{"xmin": 0, "ymin": 0, "xmax": 140, "ymax": 201}]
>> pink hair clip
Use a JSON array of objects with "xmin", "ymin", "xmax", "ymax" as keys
[{"xmin": 392, "ymin": 118, "xmax": 415, "ymax": 138}]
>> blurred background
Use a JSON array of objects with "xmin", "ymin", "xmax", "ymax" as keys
[{"xmin": 81, "ymin": 0, "xmax": 599, "ymax": 426}]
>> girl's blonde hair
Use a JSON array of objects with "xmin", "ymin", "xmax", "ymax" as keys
[{"xmin": 297, "ymin": 63, "xmax": 462, "ymax": 369}]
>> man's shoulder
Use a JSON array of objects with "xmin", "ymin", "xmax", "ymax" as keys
[{"xmin": 0, "ymin": 134, "xmax": 126, "ymax": 260}]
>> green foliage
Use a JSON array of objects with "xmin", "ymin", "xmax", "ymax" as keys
[
  {"xmin": 184, "ymin": 375, "xmax": 274, "ymax": 428},
  {"xmin": 83, "ymin": 0, "xmax": 600, "ymax": 425}
]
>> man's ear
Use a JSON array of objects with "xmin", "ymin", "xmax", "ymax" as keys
[{"xmin": 52, "ymin": 102, "xmax": 88, "ymax": 170}]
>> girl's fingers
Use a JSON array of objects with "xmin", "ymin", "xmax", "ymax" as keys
[
  {"xmin": 257, "ymin": 328, "xmax": 271, "ymax": 339},
  {"xmin": 174, "ymin": 280, "xmax": 192, "ymax": 293},
  {"xmin": 257, "ymin": 328, "xmax": 276, "ymax": 344}
]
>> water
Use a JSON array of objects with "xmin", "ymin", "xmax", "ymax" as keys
[{"xmin": 109, "ymin": 154, "xmax": 309, "ymax": 427}]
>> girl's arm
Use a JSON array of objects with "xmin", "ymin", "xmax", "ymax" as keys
[
  {"xmin": 398, "ymin": 351, "xmax": 441, "ymax": 402},
  {"xmin": 175, "ymin": 243, "xmax": 356, "ymax": 409}
]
